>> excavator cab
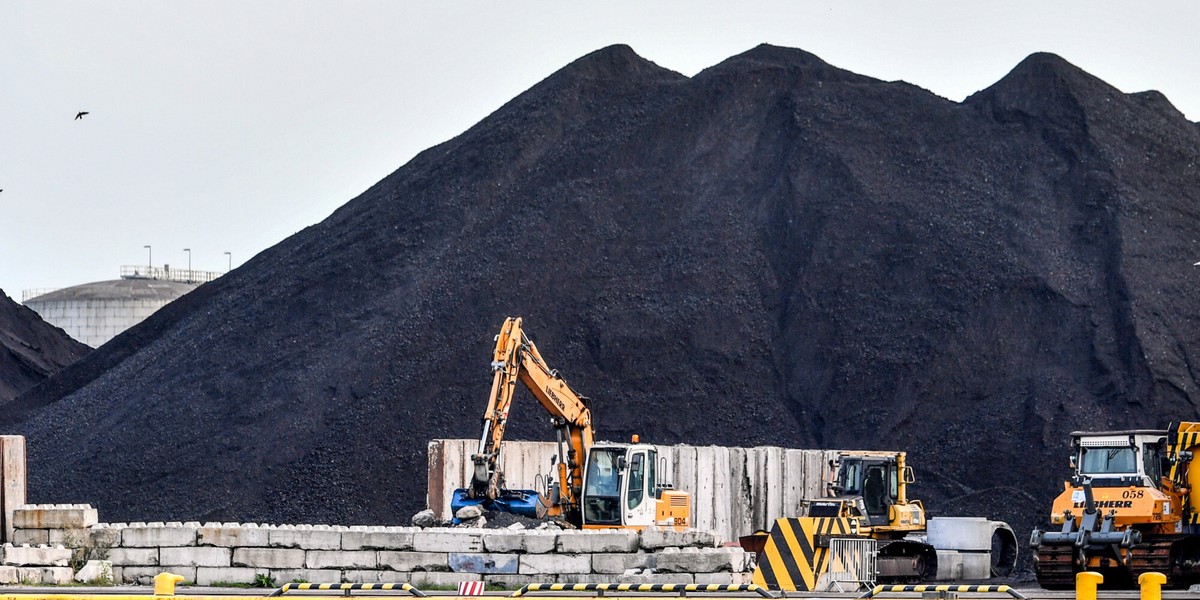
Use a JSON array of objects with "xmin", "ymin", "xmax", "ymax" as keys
[
  {"xmin": 832, "ymin": 454, "xmax": 915, "ymax": 528},
  {"xmin": 581, "ymin": 443, "xmax": 689, "ymax": 529}
]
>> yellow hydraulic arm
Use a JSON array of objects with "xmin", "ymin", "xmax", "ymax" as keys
[{"xmin": 468, "ymin": 317, "xmax": 594, "ymax": 521}]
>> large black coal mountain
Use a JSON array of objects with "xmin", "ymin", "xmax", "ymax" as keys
[
  {"xmin": 5, "ymin": 46, "xmax": 1200, "ymax": 553},
  {"xmin": 0, "ymin": 290, "xmax": 90, "ymax": 404}
]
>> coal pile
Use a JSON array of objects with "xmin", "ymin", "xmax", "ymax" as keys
[
  {"xmin": 4, "ymin": 45, "xmax": 1200, "ymax": 567},
  {"xmin": 0, "ymin": 290, "xmax": 90, "ymax": 404}
]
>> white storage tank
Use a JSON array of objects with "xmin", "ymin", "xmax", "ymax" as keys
[{"xmin": 23, "ymin": 276, "xmax": 199, "ymax": 348}]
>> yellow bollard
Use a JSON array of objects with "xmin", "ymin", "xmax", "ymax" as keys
[
  {"xmin": 1139, "ymin": 571, "xmax": 1167, "ymax": 600},
  {"xmin": 154, "ymin": 572, "xmax": 185, "ymax": 596},
  {"xmin": 1076, "ymin": 571, "xmax": 1103, "ymax": 600}
]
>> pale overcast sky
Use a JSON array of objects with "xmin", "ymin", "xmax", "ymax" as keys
[{"xmin": 2, "ymin": 1, "xmax": 1197, "ymax": 299}]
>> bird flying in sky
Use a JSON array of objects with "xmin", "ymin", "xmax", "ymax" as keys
[{"xmin": 75, "ymin": 111, "xmax": 89, "ymax": 120}]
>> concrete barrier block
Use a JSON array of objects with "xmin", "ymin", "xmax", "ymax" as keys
[
  {"xmin": 122, "ymin": 523, "xmax": 197, "ymax": 547},
  {"xmin": 410, "ymin": 571, "xmax": 481, "ymax": 586},
  {"xmin": 343, "ymin": 527, "xmax": 416, "ymax": 551},
  {"xmin": 928, "ymin": 518, "xmax": 996, "ymax": 552},
  {"xmin": 482, "ymin": 530, "xmax": 556, "ymax": 554},
  {"xmin": 591, "ymin": 552, "xmax": 655, "ymax": 574},
  {"xmin": 449, "ymin": 552, "xmax": 519, "ymax": 574},
  {"xmin": 694, "ymin": 572, "xmax": 753, "ymax": 584},
  {"xmin": 306, "ymin": 550, "xmax": 378, "ymax": 569},
  {"xmin": 152, "ymin": 565, "xmax": 197, "ymax": 583},
  {"xmin": 116, "ymin": 565, "xmax": 163, "ymax": 584},
  {"xmin": 378, "ymin": 551, "xmax": 450, "ymax": 572},
  {"xmin": 343, "ymin": 569, "xmax": 410, "ymax": 583},
  {"xmin": 160, "ymin": 546, "xmax": 232, "ymax": 567},
  {"xmin": 616, "ymin": 572, "xmax": 695, "ymax": 584},
  {"xmin": 959, "ymin": 551, "xmax": 992, "ymax": 580},
  {"xmin": 74, "ymin": 560, "xmax": 113, "ymax": 584},
  {"xmin": 0, "ymin": 565, "xmax": 18, "ymax": 584},
  {"xmin": 11, "ymin": 529, "xmax": 47, "ymax": 546},
  {"xmin": 412, "ymin": 530, "xmax": 483, "ymax": 552},
  {"xmin": 640, "ymin": 528, "xmax": 718, "ymax": 550},
  {"xmin": 556, "ymin": 530, "xmax": 638, "ymax": 553},
  {"xmin": 936, "ymin": 550, "xmax": 964, "ymax": 580},
  {"xmin": 37, "ymin": 566, "xmax": 74, "ymax": 585},
  {"xmin": 196, "ymin": 566, "xmax": 266, "ymax": 586},
  {"xmin": 88, "ymin": 525, "xmax": 122, "ymax": 548},
  {"xmin": 12, "ymin": 504, "xmax": 98, "ymax": 529},
  {"xmin": 484, "ymin": 573, "xmax": 552, "ymax": 589},
  {"xmin": 233, "ymin": 547, "xmax": 306, "ymax": 569},
  {"xmin": 270, "ymin": 526, "xmax": 341, "ymax": 550},
  {"xmin": 557, "ymin": 573, "xmax": 606, "ymax": 584},
  {"xmin": 0, "ymin": 543, "xmax": 73, "ymax": 566},
  {"xmin": 16, "ymin": 567, "xmax": 41, "ymax": 584},
  {"xmin": 656, "ymin": 547, "xmax": 748, "ymax": 573},
  {"xmin": 199, "ymin": 524, "xmax": 270, "ymax": 548},
  {"xmin": 268, "ymin": 568, "xmax": 341, "ymax": 584},
  {"xmin": 519, "ymin": 553, "xmax": 590, "ymax": 575},
  {"xmin": 108, "ymin": 547, "xmax": 159, "ymax": 566}
]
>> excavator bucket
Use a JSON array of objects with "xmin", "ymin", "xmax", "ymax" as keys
[{"xmin": 450, "ymin": 488, "xmax": 546, "ymax": 521}]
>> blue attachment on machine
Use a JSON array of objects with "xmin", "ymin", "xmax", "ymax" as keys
[{"xmin": 450, "ymin": 488, "xmax": 545, "ymax": 521}]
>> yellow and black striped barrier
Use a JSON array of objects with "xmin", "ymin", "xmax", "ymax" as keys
[
  {"xmin": 269, "ymin": 582, "xmax": 426, "ymax": 597},
  {"xmin": 751, "ymin": 516, "xmax": 859, "ymax": 591},
  {"xmin": 857, "ymin": 585, "xmax": 1026, "ymax": 600},
  {"xmin": 509, "ymin": 583, "xmax": 775, "ymax": 598}
]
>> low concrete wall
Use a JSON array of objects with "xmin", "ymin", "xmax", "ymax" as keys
[
  {"xmin": 8, "ymin": 505, "xmax": 751, "ymax": 587},
  {"xmin": 428, "ymin": 440, "xmax": 839, "ymax": 542}
]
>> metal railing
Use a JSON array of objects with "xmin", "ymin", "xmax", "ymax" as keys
[
  {"xmin": 827, "ymin": 537, "xmax": 877, "ymax": 592},
  {"xmin": 21, "ymin": 288, "xmax": 61, "ymax": 302},
  {"xmin": 120, "ymin": 265, "xmax": 225, "ymax": 284}
]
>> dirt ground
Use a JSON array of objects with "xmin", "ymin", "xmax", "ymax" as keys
[{"xmin": 4, "ymin": 45, "xmax": 1200, "ymax": 577}]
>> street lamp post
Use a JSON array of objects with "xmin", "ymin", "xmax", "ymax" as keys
[
  {"xmin": 224, "ymin": 251, "xmax": 232, "ymax": 272},
  {"xmin": 183, "ymin": 248, "xmax": 191, "ymax": 280},
  {"xmin": 144, "ymin": 245, "xmax": 152, "ymax": 269}
]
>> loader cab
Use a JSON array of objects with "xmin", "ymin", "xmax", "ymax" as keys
[
  {"xmin": 580, "ymin": 443, "xmax": 661, "ymax": 528},
  {"xmin": 834, "ymin": 455, "xmax": 902, "ymax": 526},
  {"xmin": 1071, "ymin": 430, "xmax": 1168, "ymax": 488}
]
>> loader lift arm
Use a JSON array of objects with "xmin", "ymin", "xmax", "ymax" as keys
[{"xmin": 468, "ymin": 317, "xmax": 594, "ymax": 522}]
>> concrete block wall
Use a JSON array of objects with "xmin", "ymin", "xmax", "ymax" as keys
[
  {"xmin": 11, "ymin": 505, "xmax": 750, "ymax": 587},
  {"xmin": 428, "ymin": 440, "xmax": 839, "ymax": 541}
]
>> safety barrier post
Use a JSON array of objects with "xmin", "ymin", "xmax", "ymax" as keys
[
  {"xmin": 1138, "ymin": 572, "xmax": 1166, "ymax": 600},
  {"xmin": 1075, "ymin": 571, "xmax": 1103, "ymax": 600},
  {"xmin": 154, "ymin": 572, "xmax": 184, "ymax": 596}
]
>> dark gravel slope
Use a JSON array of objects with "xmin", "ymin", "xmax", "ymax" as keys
[
  {"xmin": 0, "ymin": 290, "xmax": 91, "ymax": 404},
  {"xmin": 5, "ymin": 46, "xmax": 1200, "ymax": 554}
]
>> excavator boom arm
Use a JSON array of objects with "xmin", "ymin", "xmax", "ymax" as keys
[{"xmin": 469, "ymin": 318, "xmax": 594, "ymax": 516}]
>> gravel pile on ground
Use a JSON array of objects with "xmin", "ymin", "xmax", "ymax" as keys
[
  {"xmin": 0, "ymin": 290, "xmax": 90, "ymax": 404},
  {"xmin": 3, "ymin": 46, "xmax": 1200, "ymax": 570}
]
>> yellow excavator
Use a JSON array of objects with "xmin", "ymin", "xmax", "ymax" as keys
[{"xmin": 452, "ymin": 317, "xmax": 691, "ymax": 530}]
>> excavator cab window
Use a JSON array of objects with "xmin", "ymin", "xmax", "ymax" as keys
[
  {"xmin": 1144, "ymin": 442, "xmax": 1163, "ymax": 484},
  {"xmin": 1080, "ymin": 447, "xmax": 1137, "ymax": 475},
  {"xmin": 627, "ymin": 452, "xmax": 646, "ymax": 510},
  {"xmin": 648, "ymin": 449, "xmax": 659, "ymax": 498},
  {"xmin": 863, "ymin": 465, "xmax": 888, "ymax": 519},
  {"xmin": 583, "ymin": 448, "xmax": 624, "ymax": 525},
  {"xmin": 837, "ymin": 461, "xmax": 863, "ymax": 495}
]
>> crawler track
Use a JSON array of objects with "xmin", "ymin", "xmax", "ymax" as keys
[{"xmin": 1035, "ymin": 538, "xmax": 1177, "ymax": 589}]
